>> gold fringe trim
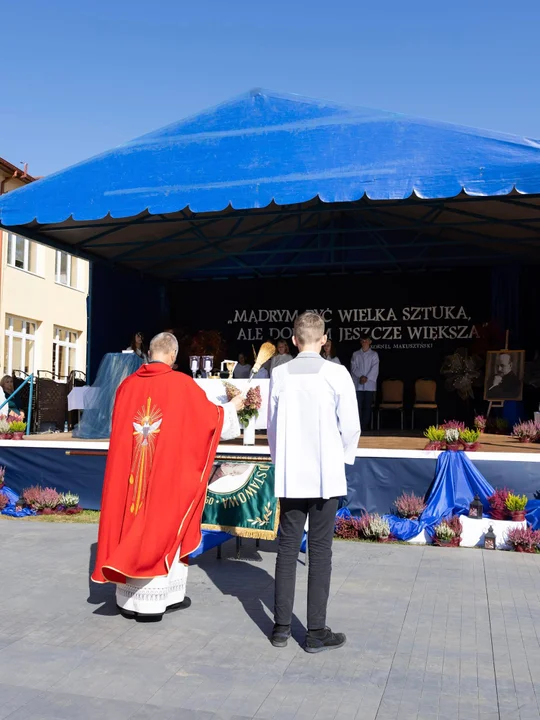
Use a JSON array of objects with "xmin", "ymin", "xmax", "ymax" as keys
[
  {"xmin": 202, "ymin": 499, "xmax": 280, "ymax": 540},
  {"xmin": 214, "ymin": 454, "xmax": 272, "ymax": 463},
  {"xmin": 201, "ymin": 523, "xmax": 278, "ymax": 540}
]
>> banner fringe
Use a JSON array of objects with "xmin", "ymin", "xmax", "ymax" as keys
[{"xmin": 201, "ymin": 523, "xmax": 278, "ymax": 540}]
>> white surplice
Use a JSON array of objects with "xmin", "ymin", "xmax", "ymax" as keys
[
  {"xmin": 267, "ymin": 352, "xmax": 361, "ymax": 499},
  {"xmin": 115, "ymin": 401, "xmax": 241, "ymax": 614}
]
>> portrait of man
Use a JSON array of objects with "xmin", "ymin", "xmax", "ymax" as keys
[{"xmin": 484, "ymin": 350, "xmax": 525, "ymax": 401}]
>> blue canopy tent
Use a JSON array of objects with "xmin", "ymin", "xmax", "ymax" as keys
[{"xmin": 1, "ymin": 89, "xmax": 540, "ymax": 371}]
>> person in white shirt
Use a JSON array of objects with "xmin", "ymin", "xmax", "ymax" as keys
[
  {"xmin": 350, "ymin": 334, "xmax": 379, "ymax": 430},
  {"xmin": 321, "ymin": 339, "xmax": 341, "ymax": 365},
  {"xmin": 268, "ymin": 312, "xmax": 360, "ymax": 653},
  {"xmin": 232, "ymin": 353, "xmax": 252, "ymax": 379},
  {"xmin": 269, "ymin": 340, "xmax": 293, "ymax": 375}
]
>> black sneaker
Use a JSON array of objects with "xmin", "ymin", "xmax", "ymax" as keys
[
  {"xmin": 271, "ymin": 624, "xmax": 291, "ymax": 647},
  {"xmin": 304, "ymin": 627, "xmax": 346, "ymax": 653}
]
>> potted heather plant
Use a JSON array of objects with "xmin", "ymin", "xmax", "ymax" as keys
[
  {"xmin": 335, "ymin": 514, "xmax": 372, "ymax": 540},
  {"xmin": 364, "ymin": 514, "xmax": 391, "ymax": 542},
  {"xmin": 511, "ymin": 420, "xmax": 539, "ymax": 444},
  {"xmin": 0, "ymin": 466, "xmax": 5, "ymax": 489},
  {"xmin": 488, "ymin": 417, "xmax": 509, "ymax": 435},
  {"xmin": 505, "ymin": 493, "xmax": 528, "ymax": 522},
  {"xmin": 444, "ymin": 427, "xmax": 462, "ymax": 451},
  {"xmin": 0, "ymin": 492, "xmax": 8, "ymax": 512},
  {"xmin": 459, "ymin": 428, "xmax": 481, "ymax": 451},
  {"xmin": 8, "ymin": 418, "xmax": 26, "ymax": 440},
  {"xmin": 488, "ymin": 487, "xmax": 512, "ymax": 521},
  {"xmin": 33, "ymin": 487, "xmax": 62, "ymax": 514},
  {"xmin": 20, "ymin": 485, "xmax": 43, "ymax": 510},
  {"xmin": 394, "ymin": 491, "xmax": 426, "ymax": 520},
  {"xmin": 59, "ymin": 492, "xmax": 82, "ymax": 514},
  {"xmin": 20, "ymin": 486, "xmax": 61, "ymax": 513},
  {"xmin": 423, "ymin": 426, "xmax": 446, "ymax": 451},
  {"xmin": 0, "ymin": 417, "xmax": 12, "ymax": 440},
  {"xmin": 433, "ymin": 521, "xmax": 456, "ymax": 547},
  {"xmin": 442, "ymin": 515, "xmax": 462, "ymax": 546},
  {"xmin": 505, "ymin": 526, "xmax": 540, "ymax": 553},
  {"xmin": 441, "ymin": 420, "xmax": 466, "ymax": 431},
  {"xmin": 474, "ymin": 415, "xmax": 487, "ymax": 433}
]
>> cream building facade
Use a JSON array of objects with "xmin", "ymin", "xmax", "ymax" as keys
[{"xmin": 0, "ymin": 156, "xmax": 89, "ymax": 380}]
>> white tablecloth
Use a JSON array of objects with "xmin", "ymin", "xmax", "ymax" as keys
[
  {"xmin": 67, "ymin": 386, "xmax": 99, "ymax": 411},
  {"xmin": 195, "ymin": 379, "xmax": 270, "ymax": 430}
]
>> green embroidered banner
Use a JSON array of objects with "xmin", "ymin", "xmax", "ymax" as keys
[{"xmin": 202, "ymin": 461, "xmax": 279, "ymax": 539}]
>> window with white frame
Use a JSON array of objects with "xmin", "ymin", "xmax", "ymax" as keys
[
  {"xmin": 4, "ymin": 316, "xmax": 37, "ymax": 375},
  {"xmin": 7, "ymin": 233, "xmax": 38, "ymax": 274},
  {"xmin": 52, "ymin": 326, "xmax": 78, "ymax": 379},
  {"xmin": 55, "ymin": 251, "xmax": 78, "ymax": 288}
]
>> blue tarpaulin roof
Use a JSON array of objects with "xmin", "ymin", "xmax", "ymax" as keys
[
  {"xmin": 2, "ymin": 88, "xmax": 540, "ymax": 225},
  {"xmin": 1, "ymin": 89, "xmax": 540, "ymax": 278}
]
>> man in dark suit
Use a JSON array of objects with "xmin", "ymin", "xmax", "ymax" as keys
[{"xmin": 486, "ymin": 353, "xmax": 522, "ymax": 399}]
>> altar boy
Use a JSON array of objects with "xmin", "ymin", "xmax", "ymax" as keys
[{"xmin": 267, "ymin": 312, "xmax": 360, "ymax": 652}]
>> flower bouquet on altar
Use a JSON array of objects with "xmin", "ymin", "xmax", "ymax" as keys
[{"xmin": 223, "ymin": 382, "xmax": 262, "ymax": 428}]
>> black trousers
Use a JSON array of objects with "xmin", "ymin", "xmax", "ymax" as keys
[
  {"xmin": 357, "ymin": 390, "xmax": 375, "ymax": 430},
  {"xmin": 274, "ymin": 496, "xmax": 338, "ymax": 630}
]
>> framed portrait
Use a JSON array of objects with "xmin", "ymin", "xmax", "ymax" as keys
[{"xmin": 484, "ymin": 350, "xmax": 525, "ymax": 402}]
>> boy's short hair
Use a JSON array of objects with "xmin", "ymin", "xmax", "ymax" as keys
[
  {"xmin": 360, "ymin": 333, "xmax": 372, "ymax": 341},
  {"xmin": 293, "ymin": 312, "xmax": 325, "ymax": 346}
]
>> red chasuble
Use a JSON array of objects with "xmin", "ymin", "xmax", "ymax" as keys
[{"xmin": 92, "ymin": 363, "xmax": 224, "ymax": 584}]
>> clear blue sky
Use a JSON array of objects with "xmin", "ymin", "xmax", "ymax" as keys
[{"xmin": 3, "ymin": 0, "xmax": 540, "ymax": 177}]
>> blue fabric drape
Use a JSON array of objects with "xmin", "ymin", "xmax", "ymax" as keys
[
  {"xmin": 384, "ymin": 451, "xmax": 495, "ymax": 541},
  {"xmin": 0, "ymin": 485, "xmax": 35, "ymax": 517},
  {"xmin": 190, "ymin": 530, "xmax": 232, "ymax": 559},
  {"xmin": 73, "ymin": 353, "xmax": 143, "ymax": 439}
]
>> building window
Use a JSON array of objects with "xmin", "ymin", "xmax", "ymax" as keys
[
  {"xmin": 55, "ymin": 251, "xmax": 78, "ymax": 288},
  {"xmin": 7, "ymin": 233, "xmax": 38, "ymax": 274},
  {"xmin": 4, "ymin": 316, "xmax": 37, "ymax": 375},
  {"xmin": 52, "ymin": 326, "xmax": 78, "ymax": 379}
]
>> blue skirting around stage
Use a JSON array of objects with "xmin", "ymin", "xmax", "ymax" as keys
[
  {"xmin": 2, "ymin": 446, "xmax": 540, "ymax": 554},
  {"xmin": 1, "ymin": 446, "xmax": 538, "ymax": 518}
]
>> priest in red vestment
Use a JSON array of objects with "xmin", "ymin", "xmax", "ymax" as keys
[{"xmin": 92, "ymin": 332, "xmax": 243, "ymax": 620}]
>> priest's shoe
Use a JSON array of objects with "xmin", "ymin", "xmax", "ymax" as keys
[{"xmin": 166, "ymin": 596, "xmax": 192, "ymax": 613}]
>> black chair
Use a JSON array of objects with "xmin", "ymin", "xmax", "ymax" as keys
[{"xmin": 35, "ymin": 370, "xmax": 69, "ymax": 433}]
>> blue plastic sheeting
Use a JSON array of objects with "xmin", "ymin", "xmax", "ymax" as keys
[
  {"xmin": 73, "ymin": 353, "xmax": 143, "ymax": 439},
  {"xmin": 2, "ymin": 89, "xmax": 540, "ymax": 226},
  {"xmin": 190, "ymin": 530, "xmax": 233, "ymax": 559},
  {"xmin": 384, "ymin": 452, "xmax": 495, "ymax": 541},
  {"xmin": 526, "ymin": 499, "xmax": 540, "ymax": 530},
  {"xmin": 0, "ymin": 485, "xmax": 35, "ymax": 517}
]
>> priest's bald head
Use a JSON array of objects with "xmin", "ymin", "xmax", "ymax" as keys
[
  {"xmin": 292, "ymin": 312, "xmax": 327, "ymax": 352},
  {"xmin": 149, "ymin": 332, "xmax": 179, "ymax": 367}
]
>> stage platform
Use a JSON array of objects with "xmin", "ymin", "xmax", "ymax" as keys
[
  {"xmin": 1, "ymin": 433, "xmax": 539, "ymax": 514},
  {"xmin": 6, "ymin": 430, "xmax": 540, "ymax": 453}
]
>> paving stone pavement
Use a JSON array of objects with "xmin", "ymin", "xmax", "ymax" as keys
[{"xmin": 1, "ymin": 521, "xmax": 540, "ymax": 720}]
